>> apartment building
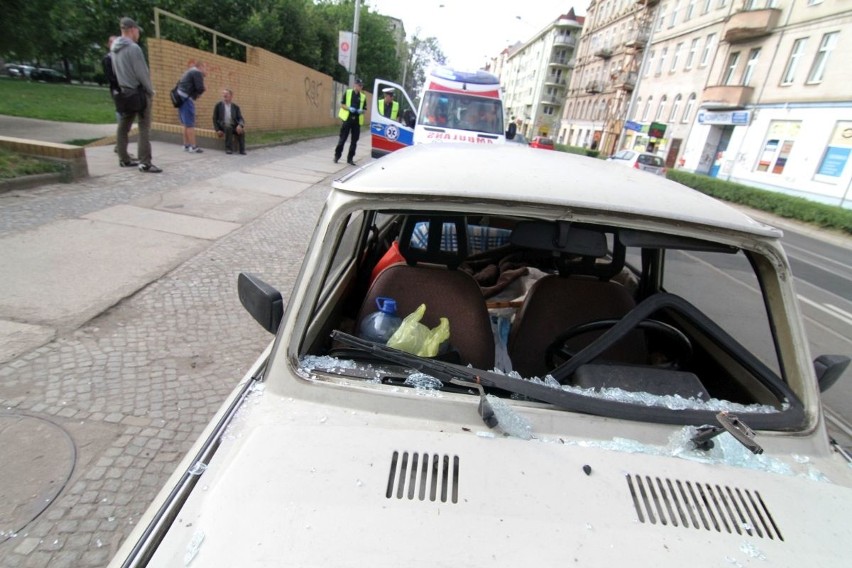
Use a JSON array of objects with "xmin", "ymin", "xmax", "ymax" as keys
[
  {"xmin": 558, "ymin": 1, "xmax": 654, "ymax": 153},
  {"xmin": 500, "ymin": 9, "xmax": 584, "ymax": 138},
  {"xmin": 682, "ymin": 0, "xmax": 852, "ymax": 208}
]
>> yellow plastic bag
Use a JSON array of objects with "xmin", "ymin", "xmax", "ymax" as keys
[{"xmin": 387, "ymin": 304, "xmax": 451, "ymax": 357}]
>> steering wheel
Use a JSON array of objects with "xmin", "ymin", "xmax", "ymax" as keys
[{"xmin": 545, "ymin": 318, "xmax": 693, "ymax": 371}]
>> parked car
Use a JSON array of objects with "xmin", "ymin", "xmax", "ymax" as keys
[
  {"xmin": 30, "ymin": 67, "xmax": 67, "ymax": 83},
  {"xmin": 609, "ymin": 149, "xmax": 667, "ymax": 176},
  {"xmin": 110, "ymin": 144, "xmax": 851, "ymax": 567},
  {"xmin": 529, "ymin": 135, "xmax": 555, "ymax": 150},
  {"xmin": 3, "ymin": 63, "xmax": 22, "ymax": 77}
]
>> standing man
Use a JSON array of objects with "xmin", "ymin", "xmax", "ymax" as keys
[
  {"xmin": 212, "ymin": 89, "xmax": 246, "ymax": 155},
  {"xmin": 176, "ymin": 61, "xmax": 207, "ymax": 153},
  {"xmin": 378, "ymin": 88, "xmax": 399, "ymax": 121},
  {"xmin": 111, "ymin": 17, "xmax": 161, "ymax": 173},
  {"xmin": 334, "ymin": 78, "xmax": 366, "ymax": 165}
]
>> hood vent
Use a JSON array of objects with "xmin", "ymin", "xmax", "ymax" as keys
[
  {"xmin": 386, "ymin": 451, "xmax": 459, "ymax": 504},
  {"xmin": 626, "ymin": 474, "xmax": 783, "ymax": 541}
]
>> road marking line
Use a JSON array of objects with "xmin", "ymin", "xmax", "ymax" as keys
[{"xmin": 798, "ymin": 295, "xmax": 852, "ymax": 327}]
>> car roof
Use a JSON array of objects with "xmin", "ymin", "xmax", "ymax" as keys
[{"xmin": 335, "ymin": 144, "xmax": 780, "ymax": 239}]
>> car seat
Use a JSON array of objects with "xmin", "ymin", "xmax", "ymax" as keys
[{"xmin": 356, "ymin": 215, "xmax": 495, "ymax": 370}]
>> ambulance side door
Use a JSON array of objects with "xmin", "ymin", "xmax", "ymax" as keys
[{"xmin": 370, "ymin": 79, "xmax": 417, "ymax": 158}]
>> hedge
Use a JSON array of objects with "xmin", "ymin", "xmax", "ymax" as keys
[{"xmin": 666, "ymin": 169, "xmax": 852, "ymax": 235}]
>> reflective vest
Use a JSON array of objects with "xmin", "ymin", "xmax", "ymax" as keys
[
  {"xmin": 338, "ymin": 89, "xmax": 366, "ymax": 125},
  {"xmin": 378, "ymin": 99, "xmax": 399, "ymax": 120}
]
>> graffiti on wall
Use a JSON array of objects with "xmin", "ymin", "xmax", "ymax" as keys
[{"xmin": 304, "ymin": 77, "xmax": 323, "ymax": 108}]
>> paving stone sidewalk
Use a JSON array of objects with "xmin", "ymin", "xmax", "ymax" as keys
[{"xmin": 0, "ymin": 135, "xmax": 356, "ymax": 567}]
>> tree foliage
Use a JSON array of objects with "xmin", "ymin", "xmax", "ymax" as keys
[{"xmin": 0, "ymin": 0, "xmax": 445, "ymax": 95}]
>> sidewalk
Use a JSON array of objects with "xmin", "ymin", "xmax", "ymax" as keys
[{"xmin": 0, "ymin": 130, "xmax": 360, "ymax": 567}]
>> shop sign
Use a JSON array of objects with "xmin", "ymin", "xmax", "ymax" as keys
[{"xmin": 697, "ymin": 110, "xmax": 752, "ymax": 126}]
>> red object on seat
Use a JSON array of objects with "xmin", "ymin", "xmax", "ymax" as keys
[{"xmin": 370, "ymin": 240, "xmax": 405, "ymax": 283}]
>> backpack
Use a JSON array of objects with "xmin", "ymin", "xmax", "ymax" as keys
[{"xmin": 169, "ymin": 84, "xmax": 183, "ymax": 108}]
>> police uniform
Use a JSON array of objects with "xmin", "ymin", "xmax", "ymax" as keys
[
  {"xmin": 334, "ymin": 80, "xmax": 367, "ymax": 165},
  {"xmin": 379, "ymin": 89, "xmax": 399, "ymax": 121}
]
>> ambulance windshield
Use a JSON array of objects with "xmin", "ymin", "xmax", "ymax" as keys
[{"xmin": 419, "ymin": 92, "xmax": 504, "ymax": 135}]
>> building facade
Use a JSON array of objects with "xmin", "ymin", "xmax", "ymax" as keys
[
  {"xmin": 559, "ymin": 0, "xmax": 655, "ymax": 153},
  {"xmin": 500, "ymin": 10, "xmax": 584, "ymax": 138}
]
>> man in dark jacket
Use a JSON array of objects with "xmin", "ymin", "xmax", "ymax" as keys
[
  {"xmin": 176, "ymin": 61, "xmax": 207, "ymax": 153},
  {"xmin": 111, "ymin": 17, "xmax": 160, "ymax": 173},
  {"xmin": 212, "ymin": 89, "xmax": 246, "ymax": 155}
]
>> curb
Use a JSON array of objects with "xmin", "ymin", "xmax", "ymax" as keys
[{"xmin": 0, "ymin": 172, "xmax": 66, "ymax": 194}]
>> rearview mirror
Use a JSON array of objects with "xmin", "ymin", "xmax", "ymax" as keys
[
  {"xmin": 814, "ymin": 354, "xmax": 850, "ymax": 392},
  {"xmin": 238, "ymin": 272, "xmax": 283, "ymax": 334}
]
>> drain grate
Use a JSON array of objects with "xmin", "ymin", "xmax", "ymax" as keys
[
  {"xmin": 386, "ymin": 451, "xmax": 459, "ymax": 504},
  {"xmin": 626, "ymin": 474, "xmax": 783, "ymax": 540}
]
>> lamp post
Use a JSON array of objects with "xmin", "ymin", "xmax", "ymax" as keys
[{"xmin": 349, "ymin": 0, "xmax": 361, "ymax": 87}]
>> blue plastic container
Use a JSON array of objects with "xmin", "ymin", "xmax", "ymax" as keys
[{"xmin": 358, "ymin": 297, "xmax": 402, "ymax": 343}]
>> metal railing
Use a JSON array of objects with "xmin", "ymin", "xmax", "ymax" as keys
[{"xmin": 153, "ymin": 8, "xmax": 251, "ymax": 59}]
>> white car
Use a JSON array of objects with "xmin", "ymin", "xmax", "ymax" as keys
[
  {"xmin": 609, "ymin": 149, "xmax": 668, "ymax": 176},
  {"xmin": 111, "ymin": 144, "xmax": 850, "ymax": 567}
]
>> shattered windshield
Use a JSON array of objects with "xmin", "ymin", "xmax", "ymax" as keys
[{"xmin": 297, "ymin": 210, "xmax": 804, "ymax": 430}]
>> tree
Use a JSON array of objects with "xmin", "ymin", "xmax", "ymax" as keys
[{"xmin": 403, "ymin": 34, "xmax": 446, "ymax": 101}]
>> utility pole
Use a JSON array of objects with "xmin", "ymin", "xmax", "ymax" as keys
[{"xmin": 349, "ymin": 0, "xmax": 361, "ymax": 87}]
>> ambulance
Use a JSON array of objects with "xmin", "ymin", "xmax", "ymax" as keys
[{"xmin": 371, "ymin": 66, "xmax": 506, "ymax": 158}]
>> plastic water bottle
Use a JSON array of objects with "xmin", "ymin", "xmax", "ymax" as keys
[{"xmin": 359, "ymin": 297, "xmax": 402, "ymax": 343}]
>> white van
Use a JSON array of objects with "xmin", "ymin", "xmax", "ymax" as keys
[{"xmin": 371, "ymin": 67, "xmax": 506, "ymax": 158}]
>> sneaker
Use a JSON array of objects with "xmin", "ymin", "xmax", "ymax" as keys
[
  {"xmin": 119, "ymin": 160, "xmax": 139, "ymax": 167},
  {"xmin": 187, "ymin": 146, "xmax": 203, "ymax": 153},
  {"xmin": 138, "ymin": 164, "xmax": 163, "ymax": 173},
  {"xmin": 347, "ymin": 159, "xmax": 356, "ymax": 166},
  {"xmin": 226, "ymin": 150, "xmax": 233, "ymax": 155}
]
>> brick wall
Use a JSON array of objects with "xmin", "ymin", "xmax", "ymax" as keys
[{"xmin": 148, "ymin": 39, "xmax": 371, "ymax": 139}]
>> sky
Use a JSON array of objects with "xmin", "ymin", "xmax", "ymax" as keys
[{"xmin": 365, "ymin": 0, "xmax": 587, "ymax": 71}]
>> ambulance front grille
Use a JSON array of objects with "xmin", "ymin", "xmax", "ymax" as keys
[
  {"xmin": 626, "ymin": 474, "xmax": 783, "ymax": 540},
  {"xmin": 386, "ymin": 451, "xmax": 459, "ymax": 504}
]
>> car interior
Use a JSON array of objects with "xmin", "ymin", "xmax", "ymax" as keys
[{"xmin": 286, "ymin": 207, "xmax": 806, "ymax": 428}]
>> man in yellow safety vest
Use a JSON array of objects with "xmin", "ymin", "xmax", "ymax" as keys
[
  {"xmin": 378, "ymin": 88, "xmax": 399, "ymax": 121},
  {"xmin": 334, "ymin": 78, "xmax": 367, "ymax": 165}
]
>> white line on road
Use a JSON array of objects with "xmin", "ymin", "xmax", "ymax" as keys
[
  {"xmin": 783, "ymin": 241, "xmax": 852, "ymax": 277},
  {"xmin": 798, "ymin": 295, "xmax": 852, "ymax": 327}
]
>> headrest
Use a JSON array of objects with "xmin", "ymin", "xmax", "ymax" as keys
[{"xmin": 398, "ymin": 215, "xmax": 468, "ymax": 270}]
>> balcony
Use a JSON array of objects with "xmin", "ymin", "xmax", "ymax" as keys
[
  {"xmin": 624, "ymin": 28, "xmax": 650, "ymax": 50},
  {"xmin": 545, "ymin": 76, "xmax": 568, "ymax": 87},
  {"xmin": 635, "ymin": 0, "xmax": 660, "ymax": 6},
  {"xmin": 585, "ymin": 81, "xmax": 603, "ymax": 94},
  {"xmin": 702, "ymin": 85, "xmax": 755, "ymax": 109},
  {"xmin": 553, "ymin": 35, "xmax": 577, "ymax": 49},
  {"xmin": 613, "ymin": 71, "xmax": 637, "ymax": 92},
  {"xmin": 565, "ymin": 58, "xmax": 576, "ymax": 69},
  {"xmin": 549, "ymin": 54, "xmax": 573, "ymax": 67},
  {"xmin": 541, "ymin": 95, "xmax": 563, "ymax": 105},
  {"xmin": 594, "ymin": 47, "xmax": 613, "ymax": 59},
  {"xmin": 723, "ymin": 9, "xmax": 781, "ymax": 43}
]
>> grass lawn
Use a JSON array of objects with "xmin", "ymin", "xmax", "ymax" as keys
[
  {"xmin": 247, "ymin": 126, "xmax": 340, "ymax": 146},
  {"xmin": 0, "ymin": 147, "xmax": 65, "ymax": 180},
  {"xmin": 0, "ymin": 77, "xmax": 115, "ymax": 123}
]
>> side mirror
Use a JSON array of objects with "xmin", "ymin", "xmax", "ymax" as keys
[
  {"xmin": 238, "ymin": 272, "xmax": 283, "ymax": 334},
  {"xmin": 814, "ymin": 354, "xmax": 850, "ymax": 392}
]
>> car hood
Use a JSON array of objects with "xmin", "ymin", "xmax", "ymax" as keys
[{"xmin": 146, "ymin": 388, "xmax": 852, "ymax": 567}]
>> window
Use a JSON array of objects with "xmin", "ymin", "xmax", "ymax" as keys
[
  {"xmin": 685, "ymin": 38, "xmax": 699, "ymax": 69},
  {"xmin": 656, "ymin": 95, "xmax": 668, "ymax": 121},
  {"xmin": 657, "ymin": 47, "xmax": 668, "ymax": 75},
  {"xmin": 671, "ymin": 42, "xmax": 684, "ymax": 72},
  {"xmin": 658, "ymin": 3, "xmax": 668, "ymax": 28},
  {"xmin": 700, "ymin": 33, "xmax": 716, "ymax": 67},
  {"xmin": 645, "ymin": 50, "xmax": 656, "ymax": 77},
  {"xmin": 702, "ymin": 0, "xmax": 712, "ymax": 14},
  {"xmin": 633, "ymin": 98, "xmax": 642, "ymax": 120},
  {"xmin": 685, "ymin": 0, "xmax": 696, "ymax": 20},
  {"xmin": 755, "ymin": 121, "xmax": 800, "ymax": 174},
  {"xmin": 722, "ymin": 51, "xmax": 740, "ymax": 85},
  {"xmin": 781, "ymin": 38, "xmax": 807, "ymax": 85},
  {"xmin": 814, "ymin": 121, "xmax": 852, "ymax": 183},
  {"xmin": 807, "ymin": 32, "xmax": 838, "ymax": 84},
  {"xmin": 670, "ymin": 0, "xmax": 681, "ymax": 27},
  {"xmin": 682, "ymin": 93, "xmax": 696, "ymax": 123},
  {"xmin": 642, "ymin": 96, "xmax": 653, "ymax": 121},
  {"xmin": 669, "ymin": 94, "xmax": 682, "ymax": 123},
  {"xmin": 741, "ymin": 48, "xmax": 761, "ymax": 86}
]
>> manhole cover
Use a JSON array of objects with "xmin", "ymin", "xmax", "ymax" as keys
[{"xmin": 0, "ymin": 414, "xmax": 76, "ymax": 540}]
